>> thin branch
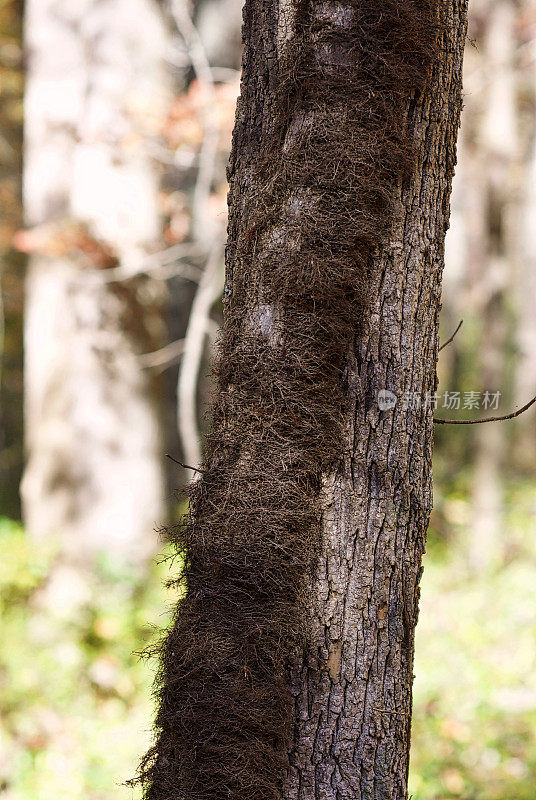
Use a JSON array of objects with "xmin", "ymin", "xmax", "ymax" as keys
[
  {"xmin": 140, "ymin": 317, "xmax": 219, "ymax": 374},
  {"xmin": 165, "ymin": 453, "xmax": 205, "ymax": 474},
  {"xmin": 434, "ymin": 393, "xmax": 536, "ymax": 425},
  {"xmin": 438, "ymin": 319, "xmax": 463, "ymax": 352},
  {"xmin": 97, "ymin": 243, "xmax": 202, "ymax": 283},
  {"xmin": 210, "ymin": 67, "xmax": 240, "ymax": 83},
  {"xmin": 169, "ymin": 0, "xmax": 219, "ymax": 244},
  {"xmin": 133, "ymin": 262, "xmax": 203, "ymax": 283},
  {"xmin": 177, "ymin": 235, "xmax": 225, "ymax": 473},
  {"xmin": 139, "ymin": 339, "xmax": 184, "ymax": 371},
  {"xmin": 102, "ymin": 262, "xmax": 202, "ymax": 285}
]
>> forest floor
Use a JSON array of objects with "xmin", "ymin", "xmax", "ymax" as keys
[{"xmin": 0, "ymin": 479, "xmax": 535, "ymax": 800}]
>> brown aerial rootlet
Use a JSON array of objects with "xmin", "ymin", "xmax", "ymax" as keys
[{"xmin": 138, "ymin": 1, "xmax": 441, "ymax": 798}]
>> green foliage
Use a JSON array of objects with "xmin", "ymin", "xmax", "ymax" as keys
[
  {"xmin": 1, "ymin": 486, "xmax": 535, "ymax": 800},
  {"xmin": 0, "ymin": 517, "xmax": 54, "ymax": 597},
  {"xmin": 0, "ymin": 519, "xmax": 176, "ymax": 800},
  {"xmin": 409, "ymin": 480, "xmax": 536, "ymax": 799}
]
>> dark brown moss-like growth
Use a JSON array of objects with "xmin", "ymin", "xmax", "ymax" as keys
[{"xmin": 139, "ymin": 2, "xmax": 441, "ymax": 798}]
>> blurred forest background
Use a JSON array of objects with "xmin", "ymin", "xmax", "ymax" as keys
[{"xmin": 0, "ymin": 0, "xmax": 535, "ymax": 798}]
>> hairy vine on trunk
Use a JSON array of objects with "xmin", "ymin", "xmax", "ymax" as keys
[{"xmin": 140, "ymin": 2, "xmax": 441, "ymax": 798}]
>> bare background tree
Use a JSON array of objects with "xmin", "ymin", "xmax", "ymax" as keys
[{"xmin": 21, "ymin": 0, "xmax": 170, "ymax": 566}]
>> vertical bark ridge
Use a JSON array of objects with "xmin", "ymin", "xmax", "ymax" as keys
[
  {"xmin": 139, "ymin": 2, "xmax": 463, "ymax": 799},
  {"xmin": 286, "ymin": 4, "xmax": 468, "ymax": 799}
]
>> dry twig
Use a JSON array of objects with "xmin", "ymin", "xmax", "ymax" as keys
[
  {"xmin": 139, "ymin": 339, "xmax": 184, "ymax": 371},
  {"xmin": 434, "ymin": 393, "xmax": 536, "ymax": 425},
  {"xmin": 438, "ymin": 319, "xmax": 463, "ymax": 352},
  {"xmin": 177, "ymin": 236, "xmax": 224, "ymax": 472}
]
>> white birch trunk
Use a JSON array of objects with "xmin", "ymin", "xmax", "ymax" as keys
[
  {"xmin": 470, "ymin": 0, "xmax": 517, "ymax": 571},
  {"xmin": 22, "ymin": 0, "xmax": 170, "ymax": 565},
  {"xmin": 515, "ymin": 6, "xmax": 536, "ymax": 461}
]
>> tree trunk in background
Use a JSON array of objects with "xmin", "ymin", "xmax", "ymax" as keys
[
  {"xmin": 285, "ymin": 6, "xmax": 466, "ymax": 797},
  {"xmin": 195, "ymin": 0, "xmax": 244, "ymax": 70},
  {"xmin": 516, "ymin": 0, "xmax": 536, "ymax": 466},
  {"xmin": 22, "ymin": 0, "xmax": 169, "ymax": 565},
  {"xmin": 470, "ymin": 0, "xmax": 516, "ymax": 571},
  {"xmin": 0, "ymin": 0, "xmax": 24, "ymax": 519},
  {"xmin": 161, "ymin": 0, "xmax": 243, "ymax": 491},
  {"xmin": 517, "ymin": 123, "xmax": 536, "ymax": 463}
]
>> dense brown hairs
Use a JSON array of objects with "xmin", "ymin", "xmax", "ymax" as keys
[{"xmin": 138, "ymin": 1, "xmax": 440, "ymax": 798}]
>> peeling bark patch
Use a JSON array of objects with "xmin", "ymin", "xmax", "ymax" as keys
[
  {"xmin": 249, "ymin": 303, "xmax": 280, "ymax": 340},
  {"xmin": 278, "ymin": 0, "xmax": 297, "ymax": 54},
  {"xmin": 314, "ymin": 2, "xmax": 354, "ymax": 27},
  {"xmin": 326, "ymin": 640, "xmax": 342, "ymax": 680}
]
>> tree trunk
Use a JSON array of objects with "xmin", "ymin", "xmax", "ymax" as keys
[
  {"xmin": 285, "ymin": 8, "xmax": 467, "ymax": 799},
  {"xmin": 142, "ymin": 1, "xmax": 468, "ymax": 799},
  {"xmin": 21, "ymin": 0, "xmax": 169, "ymax": 565}
]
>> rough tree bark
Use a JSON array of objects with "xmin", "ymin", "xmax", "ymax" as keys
[
  {"xmin": 285, "ymin": 6, "xmax": 467, "ymax": 798},
  {"xmin": 21, "ymin": 0, "xmax": 169, "ymax": 564},
  {"xmin": 142, "ymin": 1, "xmax": 468, "ymax": 799}
]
